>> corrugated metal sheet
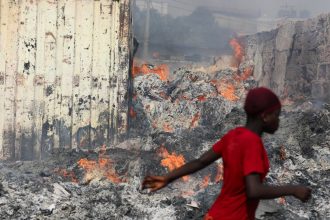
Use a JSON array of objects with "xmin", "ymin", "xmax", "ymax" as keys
[{"xmin": 0, "ymin": 0, "xmax": 132, "ymax": 160}]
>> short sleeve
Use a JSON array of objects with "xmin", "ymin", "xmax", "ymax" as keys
[
  {"xmin": 212, "ymin": 137, "xmax": 226, "ymax": 155},
  {"xmin": 243, "ymin": 139, "xmax": 265, "ymax": 176}
]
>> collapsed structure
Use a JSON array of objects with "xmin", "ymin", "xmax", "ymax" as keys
[{"xmin": 0, "ymin": 2, "xmax": 329, "ymax": 220}]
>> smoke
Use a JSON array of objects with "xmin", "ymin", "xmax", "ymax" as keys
[
  {"xmin": 133, "ymin": 0, "xmax": 330, "ymax": 64},
  {"xmin": 133, "ymin": 5, "xmax": 235, "ymax": 61},
  {"xmin": 159, "ymin": 0, "xmax": 330, "ymax": 18}
]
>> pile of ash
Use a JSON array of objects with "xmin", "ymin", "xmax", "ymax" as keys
[
  {"xmin": 0, "ymin": 148, "xmax": 214, "ymax": 219},
  {"xmin": 0, "ymin": 66, "xmax": 329, "ymax": 219}
]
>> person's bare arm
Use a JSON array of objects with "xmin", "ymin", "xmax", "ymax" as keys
[
  {"xmin": 245, "ymin": 173, "xmax": 311, "ymax": 202},
  {"xmin": 142, "ymin": 149, "xmax": 221, "ymax": 192}
]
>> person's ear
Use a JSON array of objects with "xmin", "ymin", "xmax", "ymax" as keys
[{"xmin": 260, "ymin": 112, "xmax": 270, "ymax": 123}]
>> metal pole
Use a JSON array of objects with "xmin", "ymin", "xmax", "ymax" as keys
[{"xmin": 143, "ymin": 0, "xmax": 150, "ymax": 60}]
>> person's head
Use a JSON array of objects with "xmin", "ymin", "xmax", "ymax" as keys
[{"xmin": 244, "ymin": 87, "xmax": 281, "ymax": 134}]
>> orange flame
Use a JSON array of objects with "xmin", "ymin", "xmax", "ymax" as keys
[
  {"xmin": 77, "ymin": 145, "xmax": 124, "ymax": 183},
  {"xmin": 132, "ymin": 63, "xmax": 169, "ymax": 81},
  {"xmin": 211, "ymin": 79, "xmax": 239, "ymax": 101},
  {"xmin": 234, "ymin": 66, "xmax": 254, "ymax": 82},
  {"xmin": 54, "ymin": 168, "xmax": 78, "ymax": 183},
  {"xmin": 229, "ymin": 38, "xmax": 244, "ymax": 67},
  {"xmin": 158, "ymin": 145, "xmax": 189, "ymax": 181},
  {"xmin": 215, "ymin": 162, "xmax": 224, "ymax": 183},
  {"xmin": 219, "ymin": 81, "xmax": 239, "ymax": 101}
]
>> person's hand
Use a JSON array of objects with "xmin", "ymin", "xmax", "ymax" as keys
[
  {"xmin": 293, "ymin": 186, "xmax": 311, "ymax": 202},
  {"xmin": 141, "ymin": 176, "xmax": 170, "ymax": 192}
]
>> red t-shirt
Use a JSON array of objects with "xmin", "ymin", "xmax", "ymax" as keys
[{"xmin": 206, "ymin": 127, "xmax": 270, "ymax": 220}]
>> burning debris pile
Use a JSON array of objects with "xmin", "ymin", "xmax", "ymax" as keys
[
  {"xmin": 0, "ymin": 65, "xmax": 329, "ymax": 220},
  {"xmin": 1, "ymin": 14, "xmax": 330, "ymax": 220},
  {"xmin": 129, "ymin": 63, "xmax": 330, "ymax": 219}
]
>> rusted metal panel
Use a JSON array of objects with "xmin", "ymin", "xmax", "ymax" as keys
[{"xmin": 0, "ymin": 0, "xmax": 132, "ymax": 160}]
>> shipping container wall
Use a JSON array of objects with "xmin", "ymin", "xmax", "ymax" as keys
[{"xmin": 0, "ymin": 0, "xmax": 132, "ymax": 160}]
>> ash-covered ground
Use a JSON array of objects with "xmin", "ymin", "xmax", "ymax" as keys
[{"xmin": 0, "ymin": 65, "xmax": 329, "ymax": 219}]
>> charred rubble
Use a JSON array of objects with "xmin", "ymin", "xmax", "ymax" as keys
[
  {"xmin": 0, "ymin": 64, "xmax": 329, "ymax": 219},
  {"xmin": 1, "ymin": 13, "xmax": 330, "ymax": 220}
]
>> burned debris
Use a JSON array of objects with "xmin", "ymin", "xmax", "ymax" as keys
[{"xmin": 0, "ymin": 1, "xmax": 330, "ymax": 220}]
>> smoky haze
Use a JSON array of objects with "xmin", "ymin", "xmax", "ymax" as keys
[
  {"xmin": 162, "ymin": 0, "xmax": 330, "ymax": 18},
  {"xmin": 133, "ymin": 0, "xmax": 330, "ymax": 63}
]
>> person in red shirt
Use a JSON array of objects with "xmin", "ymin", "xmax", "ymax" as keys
[{"xmin": 142, "ymin": 87, "xmax": 311, "ymax": 220}]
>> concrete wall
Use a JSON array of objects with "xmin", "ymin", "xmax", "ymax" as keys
[
  {"xmin": 0, "ymin": 0, "xmax": 132, "ymax": 160},
  {"xmin": 244, "ymin": 13, "xmax": 330, "ymax": 102}
]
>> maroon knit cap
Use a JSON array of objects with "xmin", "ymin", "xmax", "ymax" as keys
[{"xmin": 244, "ymin": 87, "xmax": 281, "ymax": 116}]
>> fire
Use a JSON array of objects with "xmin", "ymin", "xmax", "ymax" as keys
[
  {"xmin": 77, "ymin": 145, "xmax": 124, "ymax": 183},
  {"xmin": 202, "ymin": 39, "xmax": 252, "ymax": 102},
  {"xmin": 215, "ymin": 162, "xmax": 224, "ymax": 183},
  {"xmin": 200, "ymin": 174, "xmax": 211, "ymax": 189},
  {"xmin": 210, "ymin": 79, "xmax": 240, "ymax": 102},
  {"xmin": 234, "ymin": 66, "xmax": 254, "ymax": 82},
  {"xmin": 241, "ymin": 66, "xmax": 254, "ymax": 80},
  {"xmin": 229, "ymin": 38, "xmax": 244, "ymax": 67},
  {"xmin": 132, "ymin": 63, "xmax": 169, "ymax": 81},
  {"xmin": 54, "ymin": 168, "xmax": 78, "ymax": 183},
  {"xmin": 157, "ymin": 145, "xmax": 189, "ymax": 181},
  {"xmin": 219, "ymin": 81, "xmax": 239, "ymax": 101}
]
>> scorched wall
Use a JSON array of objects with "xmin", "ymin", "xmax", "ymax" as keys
[
  {"xmin": 0, "ymin": 0, "xmax": 132, "ymax": 160},
  {"xmin": 244, "ymin": 13, "xmax": 330, "ymax": 102}
]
